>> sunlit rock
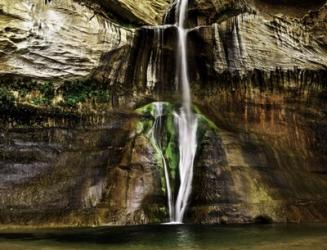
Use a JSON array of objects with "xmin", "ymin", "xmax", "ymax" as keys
[{"xmin": 0, "ymin": 0, "xmax": 133, "ymax": 80}]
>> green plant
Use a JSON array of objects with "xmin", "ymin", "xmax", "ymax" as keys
[
  {"xmin": 0, "ymin": 87, "xmax": 15, "ymax": 109},
  {"xmin": 59, "ymin": 80, "xmax": 110, "ymax": 108},
  {"xmin": 31, "ymin": 96, "xmax": 48, "ymax": 106},
  {"xmin": 40, "ymin": 82, "xmax": 55, "ymax": 101}
]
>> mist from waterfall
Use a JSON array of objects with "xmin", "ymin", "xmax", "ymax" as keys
[{"xmin": 173, "ymin": 0, "xmax": 198, "ymax": 223}]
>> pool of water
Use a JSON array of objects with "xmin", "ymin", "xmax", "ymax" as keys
[{"xmin": 0, "ymin": 224, "xmax": 326, "ymax": 250}]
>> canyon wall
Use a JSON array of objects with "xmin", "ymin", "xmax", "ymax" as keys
[{"xmin": 0, "ymin": 0, "xmax": 326, "ymax": 226}]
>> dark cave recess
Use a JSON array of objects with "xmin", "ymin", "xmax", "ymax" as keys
[{"xmin": 253, "ymin": 0, "xmax": 326, "ymax": 17}]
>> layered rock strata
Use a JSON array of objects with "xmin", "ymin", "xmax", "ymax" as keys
[{"xmin": 0, "ymin": 0, "xmax": 326, "ymax": 226}]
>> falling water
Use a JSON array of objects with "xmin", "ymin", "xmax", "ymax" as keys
[
  {"xmin": 150, "ymin": 102, "xmax": 174, "ymax": 221},
  {"xmin": 148, "ymin": 0, "xmax": 198, "ymax": 223},
  {"xmin": 173, "ymin": 0, "xmax": 198, "ymax": 223}
]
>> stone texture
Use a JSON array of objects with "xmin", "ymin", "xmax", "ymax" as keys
[
  {"xmin": 213, "ymin": 14, "xmax": 326, "ymax": 72},
  {"xmin": 190, "ymin": 89, "xmax": 327, "ymax": 223},
  {"xmin": 252, "ymin": 0, "xmax": 327, "ymax": 17},
  {"xmin": 0, "ymin": 0, "xmax": 132, "ymax": 80},
  {"xmin": 302, "ymin": 3, "xmax": 327, "ymax": 44},
  {"xmin": 75, "ymin": 0, "xmax": 170, "ymax": 25},
  {"xmin": 0, "ymin": 0, "xmax": 326, "ymax": 88},
  {"xmin": 0, "ymin": 0, "xmax": 326, "ymax": 227},
  {"xmin": 105, "ymin": 134, "xmax": 166, "ymax": 224},
  {"xmin": 0, "ymin": 111, "xmax": 166, "ymax": 226},
  {"xmin": 96, "ymin": 0, "xmax": 171, "ymax": 25}
]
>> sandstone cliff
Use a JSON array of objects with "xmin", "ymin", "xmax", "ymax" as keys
[{"xmin": 0, "ymin": 0, "xmax": 326, "ymax": 226}]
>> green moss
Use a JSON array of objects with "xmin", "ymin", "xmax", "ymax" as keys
[
  {"xmin": 136, "ymin": 102, "xmax": 178, "ymax": 194},
  {"xmin": 0, "ymin": 87, "xmax": 15, "ymax": 110},
  {"xmin": 195, "ymin": 114, "xmax": 217, "ymax": 142},
  {"xmin": 0, "ymin": 78, "xmax": 112, "ymax": 110},
  {"xmin": 7, "ymin": 80, "xmax": 38, "ymax": 94},
  {"xmin": 39, "ymin": 82, "xmax": 55, "ymax": 102},
  {"xmin": 0, "ymin": 80, "xmax": 54, "ymax": 106},
  {"xmin": 163, "ymin": 113, "xmax": 179, "ymax": 179},
  {"xmin": 194, "ymin": 105, "xmax": 219, "ymax": 130},
  {"xmin": 135, "ymin": 101, "xmax": 170, "ymax": 117},
  {"xmin": 31, "ymin": 96, "xmax": 49, "ymax": 106},
  {"xmin": 135, "ymin": 102, "xmax": 220, "ymax": 196},
  {"xmin": 60, "ymin": 81, "xmax": 88, "ymax": 107},
  {"xmin": 59, "ymin": 80, "xmax": 111, "ymax": 108}
]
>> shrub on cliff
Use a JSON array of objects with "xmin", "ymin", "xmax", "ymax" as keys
[{"xmin": 0, "ymin": 87, "xmax": 15, "ymax": 110}]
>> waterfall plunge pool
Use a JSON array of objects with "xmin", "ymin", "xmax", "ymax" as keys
[{"xmin": 0, "ymin": 224, "xmax": 326, "ymax": 250}]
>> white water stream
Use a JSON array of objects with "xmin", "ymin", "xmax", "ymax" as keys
[
  {"xmin": 150, "ymin": 103, "xmax": 174, "ymax": 221},
  {"xmin": 173, "ymin": 0, "xmax": 198, "ymax": 223},
  {"xmin": 149, "ymin": 0, "xmax": 198, "ymax": 223}
]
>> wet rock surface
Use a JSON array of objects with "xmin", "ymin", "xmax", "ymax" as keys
[
  {"xmin": 0, "ymin": 0, "xmax": 326, "ymax": 226},
  {"xmin": 192, "ymin": 88, "xmax": 327, "ymax": 223},
  {"xmin": 0, "ymin": 112, "xmax": 166, "ymax": 226}
]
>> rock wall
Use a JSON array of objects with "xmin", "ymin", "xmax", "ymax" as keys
[
  {"xmin": 0, "ymin": 0, "xmax": 326, "ymax": 226},
  {"xmin": 76, "ymin": 0, "xmax": 170, "ymax": 25},
  {"xmin": 0, "ymin": 0, "xmax": 133, "ymax": 80},
  {"xmin": 0, "ymin": 112, "xmax": 166, "ymax": 226},
  {"xmin": 189, "ymin": 89, "xmax": 327, "ymax": 223}
]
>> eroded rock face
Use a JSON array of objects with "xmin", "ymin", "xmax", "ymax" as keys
[
  {"xmin": 252, "ymin": 0, "xmax": 326, "ymax": 17},
  {"xmin": 186, "ymin": 1, "xmax": 327, "ymax": 76},
  {"xmin": 0, "ymin": 0, "xmax": 133, "ymax": 80},
  {"xmin": 0, "ymin": 0, "xmax": 326, "ymax": 88},
  {"xmin": 92, "ymin": 1, "xmax": 327, "ymax": 101},
  {"xmin": 105, "ymin": 134, "xmax": 166, "ymax": 225},
  {"xmin": 188, "ymin": 0, "xmax": 250, "ymax": 25},
  {"xmin": 302, "ymin": 3, "xmax": 327, "ymax": 44},
  {"xmin": 75, "ymin": 0, "xmax": 170, "ymax": 25},
  {"xmin": 0, "ymin": 112, "xmax": 167, "ymax": 226},
  {"xmin": 0, "ymin": 0, "xmax": 326, "ymax": 226},
  {"xmin": 96, "ymin": 0, "xmax": 171, "ymax": 25},
  {"xmin": 190, "ymin": 89, "xmax": 327, "ymax": 223}
]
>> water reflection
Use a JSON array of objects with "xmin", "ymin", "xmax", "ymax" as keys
[
  {"xmin": 0, "ymin": 224, "xmax": 326, "ymax": 250},
  {"xmin": 175, "ymin": 226, "xmax": 198, "ymax": 249}
]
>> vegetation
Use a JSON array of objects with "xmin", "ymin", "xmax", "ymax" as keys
[
  {"xmin": 59, "ymin": 80, "xmax": 110, "ymax": 108},
  {"xmin": 0, "ymin": 79, "xmax": 111, "ymax": 110},
  {"xmin": 135, "ymin": 102, "xmax": 219, "ymax": 196},
  {"xmin": 136, "ymin": 102, "xmax": 178, "ymax": 194},
  {"xmin": 0, "ymin": 87, "xmax": 15, "ymax": 110}
]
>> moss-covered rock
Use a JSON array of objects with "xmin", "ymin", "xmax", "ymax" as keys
[{"xmin": 135, "ymin": 101, "xmax": 229, "ymax": 222}]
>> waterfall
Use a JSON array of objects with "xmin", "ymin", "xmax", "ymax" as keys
[
  {"xmin": 150, "ymin": 103, "xmax": 174, "ymax": 221},
  {"xmin": 173, "ymin": 0, "xmax": 198, "ymax": 223},
  {"xmin": 147, "ymin": 0, "xmax": 198, "ymax": 223}
]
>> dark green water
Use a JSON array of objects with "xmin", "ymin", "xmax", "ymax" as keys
[{"xmin": 0, "ymin": 224, "xmax": 326, "ymax": 250}]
